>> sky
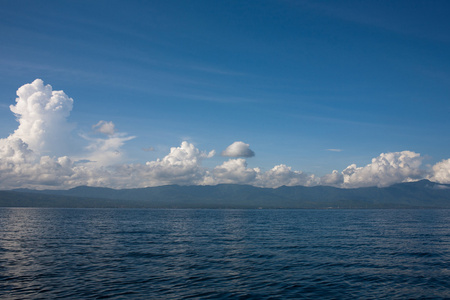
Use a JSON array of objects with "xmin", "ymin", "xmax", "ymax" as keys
[{"xmin": 0, "ymin": 0, "xmax": 449, "ymax": 190}]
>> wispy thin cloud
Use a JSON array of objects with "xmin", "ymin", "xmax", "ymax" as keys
[
  {"xmin": 175, "ymin": 94, "xmax": 260, "ymax": 104},
  {"xmin": 327, "ymin": 149, "xmax": 343, "ymax": 152},
  {"xmin": 296, "ymin": 0, "xmax": 450, "ymax": 42},
  {"xmin": 0, "ymin": 58, "xmax": 106, "ymax": 84},
  {"xmin": 142, "ymin": 146, "xmax": 155, "ymax": 152},
  {"xmin": 0, "ymin": 103, "xmax": 10, "ymax": 110},
  {"xmin": 187, "ymin": 65, "xmax": 246, "ymax": 76}
]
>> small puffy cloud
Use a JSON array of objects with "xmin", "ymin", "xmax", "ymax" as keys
[
  {"xmin": 92, "ymin": 120, "xmax": 115, "ymax": 135},
  {"xmin": 342, "ymin": 151, "xmax": 423, "ymax": 188},
  {"xmin": 142, "ymin": 146, "xmax": 155, "ymax": 152},
  {"xmin": 148, "ymin": 141, "xmax": 214, "ymax": 168},
  {"xmin": 221, "ymin": 141, "xmax": 255, "ymax": 158},
  {"xmin": 429, "ymin": 158, "xmax": 450, "ymax": 184}
]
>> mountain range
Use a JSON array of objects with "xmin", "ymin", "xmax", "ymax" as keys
[{"xmin": 0, "ymin": 180, "xmax": 449, "ymax": 209}]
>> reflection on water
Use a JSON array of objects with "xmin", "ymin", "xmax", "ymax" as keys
[{"xmin": 1, "ymin": 208, "xmax": 450, "ymax": 299}]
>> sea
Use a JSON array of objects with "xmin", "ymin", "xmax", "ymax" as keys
[{"xmin": 1, "ymin": 208, "xmax": 450, "ymax": 299}]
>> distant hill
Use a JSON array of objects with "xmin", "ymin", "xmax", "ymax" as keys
[{"xmin": 2, "ymin": 180, "xmax": 450, "ymax": 209}]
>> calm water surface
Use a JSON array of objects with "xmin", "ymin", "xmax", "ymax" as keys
[{"xmin": 1, "ymin": 208, "xmax": 450, "ymax": 299}]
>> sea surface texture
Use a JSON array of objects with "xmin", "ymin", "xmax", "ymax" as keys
[{"xmin": 1, "ymin": 208, "xmax": 450, "ymax": 299}]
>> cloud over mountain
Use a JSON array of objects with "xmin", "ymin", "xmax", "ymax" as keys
[
  {"xmin": 341, "ymin": 151, "xmax": 424, "ymax": 188},
  {"xmin": 429, "ymin": 158, "xmax": 450, "ymax": 184},
  {"xmin": 257, "ymin": 164, "xmax": 318, "ymax": 187},
  {"xmin": 320, "ymin": 170, "xmax": 344, "ymax": 186}
]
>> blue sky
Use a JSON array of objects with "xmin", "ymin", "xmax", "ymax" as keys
[{"xmin": 0, "ymin": 0, "xmax": 449, "ymax": 189}]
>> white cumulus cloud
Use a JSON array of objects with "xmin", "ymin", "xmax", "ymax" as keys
[
  {"xmin": 221, "ymin": 141, "xmax": 255, "ymax": 158},
  {"xmin": 8, "ymin": 78, "xmax": 74, "ymax": 155},
  {"xmin": 429, "ymin": 159, "xmax": 450, "ymax": 184},
  {"xmin": 0, "ymin": 79, "xmax": 76, "ymax": 189},
  {"xmin": 256, "ymin": 164, "xmax": 319, "ymax": 188},
  {"xmin": 0, "ymin": 136, "xmax": 75, "ymax": 189},
  {"xmin": 341, "ymin": 151, "xmax": 424, "ymax": 188},
  {"xmin": 320, "ymin": 170, "xmax": 344, "ymax": 186},
  {"xmin": 114, "ymin": 141, "xmax": 216, "ymax": 187},
  {"xmin": 212, "ymin": 158, "xmax": 258, "ymax": 184},
  {"xmin": 208, "ymin": 161, "xmax": 319, "ymax": 188}
]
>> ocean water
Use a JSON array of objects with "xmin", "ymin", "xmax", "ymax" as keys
[{"xmin": 1, "ymin": 208, "xmax": 450, "ymax": 299}]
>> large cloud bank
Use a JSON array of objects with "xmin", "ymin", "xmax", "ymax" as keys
[{"xmin": 1, "ymin": 79, "xmax": 449, "ymax": 190}]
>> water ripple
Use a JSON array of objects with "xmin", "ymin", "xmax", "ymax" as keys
[{"xmin": 1, "ymin": 208, "xmax": 450, "ymax": 299}]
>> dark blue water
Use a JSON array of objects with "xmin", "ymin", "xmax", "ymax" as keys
[{"xmin": 1, "ymin": 208, "xmax": 450, "ymax": 299}]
